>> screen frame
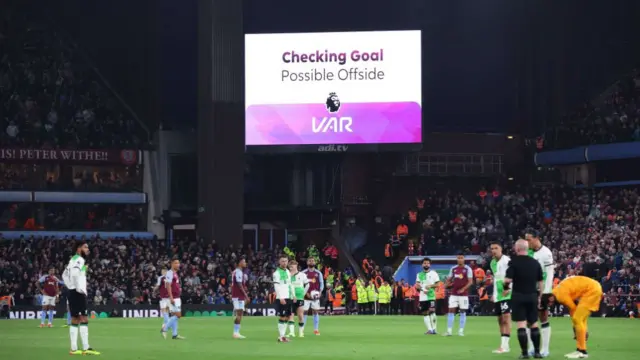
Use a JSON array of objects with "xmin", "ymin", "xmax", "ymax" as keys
[{"xmin": 244, "ymin": 29, "xmax": 423, "ymax": 153}]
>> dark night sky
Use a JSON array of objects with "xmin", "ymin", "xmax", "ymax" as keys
[{"xmin": 33, "ymin": 0, "xmax": 640, "ymax": 135}]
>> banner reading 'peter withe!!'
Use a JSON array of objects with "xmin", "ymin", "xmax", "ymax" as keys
[{"xmin": 245, "ymin": 30, "xmax": 422, "ymax": 146}]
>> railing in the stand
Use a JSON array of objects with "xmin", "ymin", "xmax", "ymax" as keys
[{"xmin": 397, "ymin": 153, "xmax": 503, "ymax": 177}]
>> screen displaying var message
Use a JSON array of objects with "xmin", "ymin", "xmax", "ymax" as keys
[{"xmin": 245, "ymin": 30, "xmax": 422, "ymax": 146}]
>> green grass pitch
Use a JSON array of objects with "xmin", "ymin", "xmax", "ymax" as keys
[{"xmin": 0, "ymin": 316, "xmax": 637, "ymax": 359}]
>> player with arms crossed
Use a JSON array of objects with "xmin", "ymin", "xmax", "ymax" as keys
[
  {"xmin": 273, "ymin": 255, "xmax": 294, "ymax": 342},
  {"xmin": 164, "ymin": 258, "xmax": 186, "ymax": 340},
  {"xmin": 415, "ymin": 257, "xmax": 441, "ymax": 334},
  {"xmin": 62, "ymin": 241, "xmax": 99, "ymax": 355},
  {"xmin": 445, "ymin": 253, "xmax": 473, "ymax": 336},
  {"xmin": 551, "ymin": 276, "xmax": 603, "ymax": 359},
  {"xmin": 287, "ymin": 260, "xmax": 309, "ymax": 337},
  {"xmin": 301, "ymin": 257, "xmax": 324, "ymax": 336},
  {"xmin": 490, "ymin": 241, "xmax": 512, "ymax": 354},
  {"xmin": 526, "ymin": 231, "xmax": 555, "ymax": 356},
  {"xmin": 37, "ymin": 267, "xmax": 62, "ymax": 328},
  {"xmin": 231, "ymin": 258, "xmax": 249, "ymax": 339},
  {"xmin": 156, "ymin": 268, "xmax": 170, "ymax": 336}
]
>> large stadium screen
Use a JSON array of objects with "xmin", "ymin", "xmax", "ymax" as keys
[{"xmin": 245, "ymin": 30, "xmax": 422, "ymax": 147}]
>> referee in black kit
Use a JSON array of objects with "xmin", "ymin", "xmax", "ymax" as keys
[{"xmin": 503, "ymin": 239, "xmax": 544, "ymax": 359}]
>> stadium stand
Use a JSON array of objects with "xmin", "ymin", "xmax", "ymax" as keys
[
  {"xmin": 0, "ymin": 0, "xmax": 638, "ymax": 321},
  {"xmin": 0, "ymin": 7, "xmax": 149, "ymax": 244},
  {"xmin": 545, "ymin": 71, "xmax": 640, "ymax": 150},
  {"xmin": 0, "ymin": 203, "xmax": 146, "ymax": 231},
  {"xmin": 0, "ymin": 163, "xmax": 143, "ymax": 191},
  {"xmin": 378, "ymin": 183, "xmax": 639, "ymax": 316},
  {"xmin": 0, "ymin": 7, "xmax": 148, "ymax": 149},
  {"xmin": 0, "ymin": 237, "xmax": 357, "ymax": 311}
]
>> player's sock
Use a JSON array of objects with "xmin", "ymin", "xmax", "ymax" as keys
[
  {"xmin": 233, "ymin": 324, "xmax": 240, "ymax": 334},
  {"xmin": 526, "ymin": 327, "xmax": 534, "ymax": 353},
  {"xmin": 165, "ymin": 315, "xmax": 174, "ymax": 332},
  {"xmin": 69, "ymin": 324, "xmax": 79, "ymax": 351},
  {"xmin": 430, "ymin": 313, "xmax": 437, "ymax": 332},
  {"xmin": 162, "ymin": 312, "xmax": 170, "ymax": 330},
  {"xmin": 304, "ymin": 315, "xmax": 308, "ymax": 325},
  {"xmin": 517, "ymin": 328, "xmax": 529, "ymax": 356},
  {"xmin": 313, "ymin": 313, "xmax": 320, "ymax": 331},
  {"xmin": 447, "ymin": 312, "xmax": 454, "ymax": 332},
  {"xmin": 288, "ymin": 321, "xmax": 295, "ymax": 334},
  {"xmin": 171, "ymin": 316, "xmax": 179, "ymax": 337},
  {"xmin": 48, "ymin": 310, "xmax": 54, "ymax": 324},
  {"xmin": 79, "ymin": 323, "xmax": 90, "ymax": 351},
  {"xmin": 501, "ymin": 334, "xmax": 510, "ymax": 350},
  {"xmin": 423, "ymin": 316, "xmax": 432, "ymax": 331},
  {"xmin": 459, "ymin": 312, "xmax": 467, "ymax": 330},
  {"xmin": 541, "ymin": 322, "xmax": 551, "ymax": 353},
  {"xmin": 277, "ymin": 320, "xmax": 286, "ymax": 338},
  {"xmin": 530, "ymin": 327, "xmax": 541, "ymax": 354},
  {"xmin": 66, "ymin": 312, "xmax": 71, "ymax": 325},
  {"xmin": 40, "ymin": 309, "xmax": 46, "ymax": 325},
  {"xmin": 298, "ymin": 322, "xmax": 304, "ymax": 334},
  {"xmin": 574, "ymin": 320, "xmax": 588, "ymax": 352}
]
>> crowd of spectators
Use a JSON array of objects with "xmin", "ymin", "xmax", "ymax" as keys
[
  {"xmin": 0, "ymin": 6, "xmax": 147, "ymax": 149},
  {"xmin": 0, "ymin": 203, "xmax": 146, "ymax": 231},
  {"xmin": 386, "ymin": 184, "xmax": 640, "ymax": 316},
  {"xmin": 0, "ymin": 238, "xmax": 272, "ymax": 307},
  {"xmin": 0, "ymin": 237, "xmax": 354, "ymax": 312},
  {"xmin": 546, "ymin": 71, "xmax": 640, "ymax": 150},
  {"xmin": 0, "ymin": 163, "xmax": 143, "ymax": 191}
]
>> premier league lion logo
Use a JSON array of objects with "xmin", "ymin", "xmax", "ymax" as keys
[{"xmin": 325, "ymin": 92, "xmax": 341, "ymax": 113}]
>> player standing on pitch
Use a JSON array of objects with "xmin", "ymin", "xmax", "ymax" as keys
[
  {"xmin": 37, "ymin": 267, "xmax": 61, "ymax": 328},
  {"xmin": 165, "ymin": 258, "xmax": 186, "ymax": 340},
  {"xmin": 302, "ymin": 257, "xmax": 324, "ymax": 336},
  {"xmin": 287, "ymin": 260, "xmax": 309, "ymax": 337},
  {"xmin": 504, "ymin": 239, "xmax": 544, "ymax": 359},
  {"xmin": 231, "ymin": 258, "xmax": 249, "ymax": 339},
  {"xmin": 489, "ymin": 241, "xmax": 512, "ymax": 354},
  {"xmin": 526, "ymin": 231, "xmax": 555, "ymax": 357},
  {"xmin": 273, "ymin": 255, "xmax": 294, "ymax": 342},
  {"xmin": 156, "ymin": 268, "xmax": 169, "ymax": 336},
  {"xmin": 63, "ymin": 241, "xmax": 99, "ymax": 355},
  {"xmin": 415, "ymin": 257, "xmax": 440, "ymax": 335},
  {"xmin": 445, "ymin": 253, "xmax": 473, "ymax": 336}
]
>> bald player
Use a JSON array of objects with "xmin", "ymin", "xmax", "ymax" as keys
[{"xmin": 504, "ymin": 239, "xmax": 544, "ymax": 359}]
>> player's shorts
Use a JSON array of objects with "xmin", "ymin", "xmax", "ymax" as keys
[
  {"xmin": 420, "ymin": 300, "xmax": 436, "ymax": 313},
  {"xmin": 42, "ymin": 295, "xmax": 56, "ymax": 307},
  {"xmin": 494, "ymin": 300, "xmax": 511, "ymax": 316},
  {"xmin": 169, "ymin": 298, "xmax": 182, "ymax": 314},
  {"xmin": 232, "ymin": 298, "xmax": 245, "ymax": 311},
  {"xmin": 511, "ymin": 293, "xmax": 538, "ymax": 324},
  {"xmin": 291, "ymin": 300, "xmax": 305, "ymax": 312},
  {"xmin": 68, "ymin": 290, "xmax": 87, "ymax": 317},
  {"xmin": 448, "ymin": 295, "xmax": 469, "ymax": 310},
  {"xmin": 578, "ymin": 292, "xmax": 603, "ymax": 313},
  {"xmin": 553, "ymin": 287, "xmax": 603, "ymax": 313},
  {"xmin": 538, "ymin": 293, "xmax": 552, "ymax": 311},
  {"xmin": 276, "ymin": 299, "xmax": 293, "ymax": 317},
  {"xmin": 303, "ymin": 299, "xmax": 321, "ymax": 311},
  {"xmin": 159, "ymin": 298, "xmax": 170, "ymax": 310}
]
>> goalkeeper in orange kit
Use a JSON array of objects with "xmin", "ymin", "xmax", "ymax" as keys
[{"xmin": 551, "ymin": 276, "xmax": 603, "ymax": 359}]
